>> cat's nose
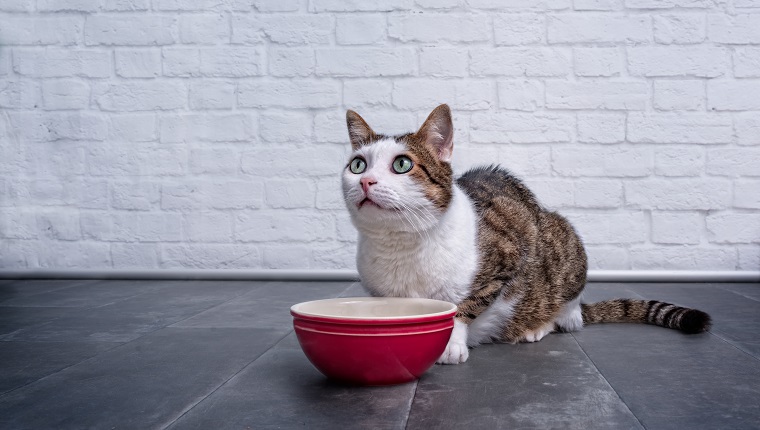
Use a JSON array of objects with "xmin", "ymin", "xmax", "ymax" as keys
[{"xmin": 360, "ymin": 177, "xmax": 378, "ymax": 194}]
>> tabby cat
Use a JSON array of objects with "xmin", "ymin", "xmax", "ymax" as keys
[{"xmin": 341, "ymin": 104, "xmax": 711, "ymax": 365}]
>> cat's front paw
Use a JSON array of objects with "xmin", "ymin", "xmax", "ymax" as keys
[{"xmin": 436, "ymin": 341, "xmax": 469, "ymax": 364}]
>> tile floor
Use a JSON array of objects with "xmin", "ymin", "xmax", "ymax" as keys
[{"xmin": 1, "ymin": 279, "xmax": 759, "ymax": 429}]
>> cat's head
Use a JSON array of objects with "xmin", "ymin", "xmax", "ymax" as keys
[{"xmin": 341, "ymin": 104, "xmax": 455, "ymax": 234}]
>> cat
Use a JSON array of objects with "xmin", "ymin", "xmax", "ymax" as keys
[{"xmin": 341, "ymin": 104, "xmax": 712, "ymax": 365}]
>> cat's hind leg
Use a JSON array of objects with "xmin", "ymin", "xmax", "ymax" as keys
[
  {"xmin": 467, "ymin": 296, "xmax": 519, "ymax": 346},
  {"xmin": 554, "ymin": 296, "xmax": 584, "ymax": 333},
  {"xmin": 522, "ymin": 322, "xmax": 554, "ymax": 342}
]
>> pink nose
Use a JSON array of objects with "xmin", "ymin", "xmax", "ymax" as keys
[{"xmin": 360, "ymin": 177, "xmax": 377, "ymax": 194}]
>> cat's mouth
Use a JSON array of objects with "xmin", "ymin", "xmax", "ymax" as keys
[{"xmin": 358, "ymin": 197, "xmax": 379, "ymax": 209}]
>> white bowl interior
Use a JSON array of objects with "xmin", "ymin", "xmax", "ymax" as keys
[{"xmin": 291, "ymin": 297, "xmax": 456, "ymax": 320}]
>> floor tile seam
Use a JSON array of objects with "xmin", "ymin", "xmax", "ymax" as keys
[
  {"xmin": 164, "ymin": 284, "xmax": 263, "ymax": 329},
  {"xmin": 402, "ymin": 379, "xmax": 420, "ymax": 430},
  {"xmin": 0, "ymin": 339, "xmax": 126, "ymax": 400},
  {"xmin": 0, "ymin": 280, "xmax": 99, "ymax": 303},
  {"xmin": 715, "ymin": 284, "xmax": 760, "ymax": 304},
  {"xmin": 569, "ymin": 332, "xmax": 647, "ymax": 430},
  {"xmin": 157, "ymin": 328, "xmax": 294, "ymax": 430},
  {"xmin": 707, "ymin": 330, "xmax": 760, "ymax": 363}
]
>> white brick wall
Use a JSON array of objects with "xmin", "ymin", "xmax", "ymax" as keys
[{"xmin": 0, "ymin": 1, "xmax": 758, "ymax": 271}]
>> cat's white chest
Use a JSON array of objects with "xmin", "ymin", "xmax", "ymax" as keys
[{"xmin": 356, "ymin": 186, "xmax": 479, "ymax": 305}]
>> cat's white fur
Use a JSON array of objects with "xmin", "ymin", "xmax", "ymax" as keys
[{"xmin": 342, "ymin": 138, "xmax": 479, "ymax": 364}]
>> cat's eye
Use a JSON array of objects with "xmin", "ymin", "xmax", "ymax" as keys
[
  {"xmin": 392, "ymin": 156, "xmax": 414, "ymax": 174},
  {"xmin": 349, "ymin": 157, "xmax": 366, "ymax": 174}
]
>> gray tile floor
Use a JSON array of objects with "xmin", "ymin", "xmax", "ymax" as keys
[{"xmin": 1, "ymin": 279, "xmax": 759, "ymax": 429}]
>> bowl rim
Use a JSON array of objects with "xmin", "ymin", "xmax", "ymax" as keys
[{"xmin": 290, "ymin": 297, "xmax": 457, "ymax": 323}]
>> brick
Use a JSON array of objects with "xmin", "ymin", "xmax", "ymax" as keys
[
  {"xmin": 574, "ymin": 0, "xmax": 622, "ymax": 10},
  {"xmin": 0, "ymin": 240, "xmax": 36, "ymax": 267},
  {"xmin": 735, "ymin": 0, "xmax": 760, "ymax": 6},
  {"xmin": 625, "ymin": 178, "xmax": 731, "ymax": 209},
  {"xmin": 312, "ymin": 243, "xmax": 356, "ymax": 269},
  {"xmin": 242, "ymin": 145, "xmax": 349, "ymax": 177},
  {"xmin": 183, "ymin": 212, "xmax": 233, "ymax": 242},
  {"xmin": 577, "ymin": 113, "xmax": 625, "ymax": 143},
  {"xmin": 37, "ymin": 0, "xmax": 99, "ymax": 11},
  {"xmin": 115, "ymin": 49, "xmax": 161, "ymax": 78},
  {"xmin": 162, "ymin": 181, "xmax": 263, "ymax": 210},
  {"xmin": 0, "ymin": 210, "xmax": 39, "ymax": 239},
  {"xmin": 651, "ymin": 212, "xmax": 702, "ymax": 244},
  {"xmin": 737, "ymin": 114, "xmax": 760, "ymax": 146},
  {"xmin": 735, "ymin": 48, "xmax": 760, "ymax": 78},
  {"xmin": 709, "ymin": 14, "xmax": 760, "ymax": 44},
  {"xmin": 553, "ymin": 146, "xmax": 652, "ymax": 177},
  {"xmin": 36, "ymin": 211, "xmax": 81, "ymax": 241},
  {"xmin": 87, "ymin": 145, "xmax": 186, "ymax": 176},
  {"xmin": 201, "ymin": 47, "xmax": 264, "ymax": 77},
  {"xmin": 523, "ymin": 179, "xmax": 575, "ymax": 208},
  {"xmin": 314, "ymin": 111, "xmax": 352, "ymax": 144},
  {"xmin": 263, "ymin": 246, "xmax": 311, "ymax": 269},
  {"xmin": 25, "ymin": 143, "xmax": 85, "ymax": 176},
  {"xmin": 0, "ymin": 0, "xmax": 34, "ymax": 11},
  {"xmin": 344, "ymin": 80, "xmax": 393, "ymax": 108},
  {"xmin": 546, "ymin": 80, "xmax": 647, "ymax": 110},
  {"xmin": 336, "ymin": 214, "xmax": 357, "ymax": 242},
  {"xmin": 706, "ymin": 213, "xmax": 760, "ymax": 244},
  {"xmin": 573, "ymin": 179, "xmax": 623, "ymax": 208},
  {"xmin": 565, "ymin": 211, "xmax": 648, "ymax": 244},
  {"xmin": 416, "ymin": 0, "xmax": 461, "ymax": 8},
  {"xmin": 629, "ymin": 246, "xmax": 736, "ymax": 270},
  {"xmin": 419, "ymin": 47, "xmax": 469, "ymax": 77},
  {"xmin": 316, "ymin": 178, "xmax": 345, "ymax": 210},
  {"xmin": 238, "ymin": 79, "xmax": 340, "ymax": 108},
  {"xmin": 470, "ymin": 48, "xmax": 571, "ymax": 77},
  {"xmin": 735, "ymin": 180, "xmax": 760, "ymax": 209},
  {"xmin": 153, "ymin": 0, "xmax": 250, "ymax": 11},
  {"xmin": 266, "ymin": 179, "xmax": 317, "ymax": 208},
  {"xmin": 548, "ymin": 14, "xmax": 650, "ymax": 43},
  {"xmin": 627, "ymin": 47, "xmax": 728, "ymax": 77},
  {"xmin": 162, "ymin": 48, "xmax": 201, "ymax": 77},
  {"xmin": 108, "ymin": 113, "xmax": 157, "ymax": 142},
  {"xmin": 706, "ymin": 148, "xmax": 760, "ymax": 177},
  {"xmin": 654, "ymin": 14, "xmax": 706, "ymax": 44},
  {"xmin": 111, "ymin": 181, "xmax": 160, "ymax": 211},
  {"xmin": 471, "ymin": 112, "xmax": 574, "ymax": 143},
  {"xmin": 102, "ymin": 0, "xmax": 151, "ymax": 11},
  {"xmin": 653, "ymin": 80, "xmax": 704, "ymax": 111},
  {"xmin": 235, "ymin": 211, "xmax": 335, "ymax": 242},
  {"xmin": 160, "ymin": 244, "xmax": 261, "ymax": 269},
  {"xmin": 81, "ymin": 212, "xmax": 182, "ymax": 242},
  {"xmin": 654, "ymin": 146, "xmax": 704, "ymax": 177},
  {"xmin": 585, "ymin": 246, "xmax": 629, "ymax": 270},
  {"xmin": 160, "ymin": 113, "xmax": 255, "ymax": 143},
  {"xmin": 498, "ymin": 80, "xmax": 543, "ymax": 111},
  {"xmin": 573, "ymin": 47, "xmax": 622, "ymax": 77},
  {"xmin": 260, "ymin": 111, "xmax": 312, "ymax": 143},
  {"xmin": 9, "ymin": 179, "xmax": 107, "ymax": 208},
  {"xmin": 84, "ymin": 15, "xmax": 177, "ymax": 45},
  {"xmin": 469, "ymin": 0, "xmax": 572, "ymax": 9},
  {"xmin": 738, "ymin": 246, "xmax": 759, "ymax": 270},
  {"xmin": 111, "ymin": 243, "xmax": 159, "ymax": 268},
  {"xmin": 494, "ymin": 13, "xmax": 545, "ymax": 45},
  {"xmin": 627, "ymin": 113, "xmax": 732, "ymax": 144},
  {"xmin": 180, "ymin": 14, "xmax": 229, "ymax": 44},
  {"xmin": 625, "ymin": 0, "xmax": 709, "ymax": 7},
  {"xmin": 189, "ymin": 147, "xmax": 240, "ymax": 175},
  {"xmin": 7, "ymin": 111, "xmax": 107, "ymax": 142},
  {"xmin": 14, "ymin": 48, "xmax": 111, "ymax": 78},
  {"xmin": 0, "ymin": 52, "xmax": 9, "ymax": 77},
  {"xmin": 496, "ymin": 145, "xmax": 552, "ymax": 176},
  {"xmin": 310, "ymin": 0, "xmax": 412, "ymax": 12},
  {"xmin": 37, "ymin": 242, "xmax": 112, "ymax": 268},
  {"xmin": 189, "ymin": 80, "xmax": 235, "ymax": 110},
  {"xmin": 232, "ymin": 14, "xmax": 333, "ymax": 45},
  {"xmin": 0, "ymin": 15, "xmax": 83, "ymax": 45},
  {"xmin": 316, "ymin": 48, "xmax": 416, "ymax": 77},
  {"xmin": 337, "ymin": 15, "xmax": 386, "ymax": 45},
  {"xmin": 0, "ymin": 79, "xmax": 41, "ymax": 109},
  {"xmin": 253, "ymin": 0, "xmax": 299, "ymax": 12},
  {"xmin": 708, "ymin": 81, "xmax": 760, "ymax": 111},
  {"xmin": 269, "ymin": 48, "xmax": 315, "ymax": 77},
  {"xmin": 94, "ymin": 81, "xmax": 186, "ymax": 111},
  {"xmin": 392, "ymin": 79, "xmax": 493, "ymax": 111}
]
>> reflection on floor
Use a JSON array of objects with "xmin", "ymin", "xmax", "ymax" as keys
[{"xmin": 1, "ymin": 279, "xmax": 759, "ymax": 429}]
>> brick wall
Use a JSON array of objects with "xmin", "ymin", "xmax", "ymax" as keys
[{"xmin": 0, "ymin": 0, "xmax": 758, "ymax": 271}]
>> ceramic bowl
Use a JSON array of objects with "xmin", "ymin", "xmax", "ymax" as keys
[{"xmin": 290, "ymin": 297, "xmax": 457, "ymax": 385}]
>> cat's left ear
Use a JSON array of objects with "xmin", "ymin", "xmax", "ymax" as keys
[
  {"xmin": 346, "ymin": 110, "xmax": 375, "ymax": 151},
  {"xmin": 417, "ymin": 104, "xmax": 454, "ymax": 162}
]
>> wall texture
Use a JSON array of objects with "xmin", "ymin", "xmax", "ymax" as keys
[{"xmin": 0, "ymin": 0, "xmax": 758, "ymax": 271}]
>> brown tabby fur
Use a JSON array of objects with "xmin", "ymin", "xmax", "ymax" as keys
[{"xmin": 346, "ymin": 104, "xmax": 711, "ymax": 342}]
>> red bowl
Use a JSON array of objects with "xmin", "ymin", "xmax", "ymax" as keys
[{"xmin": 291, "ymin": 297, "xmax": 457, "ymax": 385}]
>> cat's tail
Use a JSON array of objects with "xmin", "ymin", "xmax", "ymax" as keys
[{"xmin": 580, "ymin": 299, "xmax": 711, "ymax": 334}]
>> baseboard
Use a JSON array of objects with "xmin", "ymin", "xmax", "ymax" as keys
[{"xmin": 0, "ymin": 269, "xmax": 758, "ymax": 283}]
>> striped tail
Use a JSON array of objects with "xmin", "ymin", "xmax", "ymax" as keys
[{"xmin": 581, "ymin": 299, "xmax": 711, "ymax": 334}]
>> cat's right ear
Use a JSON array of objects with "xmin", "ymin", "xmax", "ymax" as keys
[{"xmin": 346, "ymin": 110, "xmax": 375, "ymax": 150}]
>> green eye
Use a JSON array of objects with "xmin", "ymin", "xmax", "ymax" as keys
[
  {"xmin": 349, "ymin": 157, "xmax": 366, "ymax": 174},
  {"xmin": 392, "ymin": 156, "xmax": 413, "ymax": 174}
]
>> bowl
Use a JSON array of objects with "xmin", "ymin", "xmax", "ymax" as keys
[{"xmin": 290, "ymin": 297, "xmax": 457, "ymax": 385}]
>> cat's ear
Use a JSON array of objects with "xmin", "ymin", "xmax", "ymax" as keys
[
  {"xmin": 417, "ymin": 104, "xmax": 454, "ymax": 162},
  {"xmin": 346, "ymin": 110, "xmax": 375, "ymax": 150}
]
